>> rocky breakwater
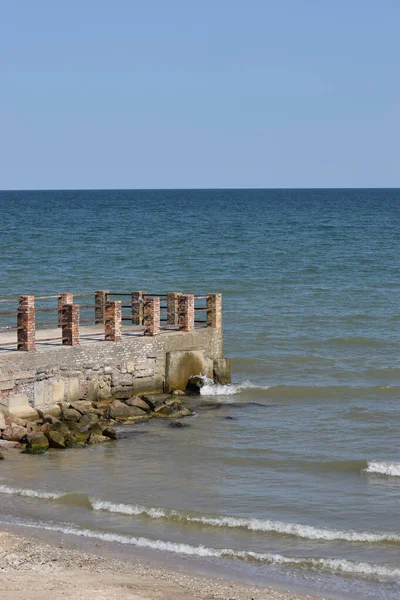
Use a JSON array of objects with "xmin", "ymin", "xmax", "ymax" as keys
[{"xmin": 0, "ymin": 393, "xmax": 193, "ymax": 457}]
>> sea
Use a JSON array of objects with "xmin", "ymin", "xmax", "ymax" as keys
[{"xmin": 0, "ymin": 189, "xmax": 399, "ymax": 599}]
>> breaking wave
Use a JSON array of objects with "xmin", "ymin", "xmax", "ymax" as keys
[
  {"xmin": 90, "ymin": 499, "xmax": 400, "ymax": 543},
  {"xmin": 364, "ymin": 461, "xmax": 400, "ymax": 477},
  {"xmin": 199, "ymin": 377, "xmax": 268, "ymax": 397},
  {"xmin": 7, "ymin": 520, "xmax": 400, "ymax": 579},
  {"xmin": 0, "ymin": 484, "xmax": 63, "ymax": 500}
]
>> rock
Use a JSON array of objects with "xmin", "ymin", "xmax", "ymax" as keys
[
  {"xmin": 185, "ymin": 376, "xmax": 205, "ymax": 395},
  {"xmin": 125, "ymin": 397, "xmax": 150, "ymax": 412},
  {"xmin": 140, "ymin": 394, "xmax": 172, "ymax": 409},
  {"xmin": 169, "ymin": 420, "xmax": 190, "ymax": 428},
  {"xmin": 62, "ymin": 408, "xmax": 81, "ymax": 422},
  {"xmin": 7, "ymin": 404, "xmax": 39, "ymax": 421},
  {"xmin": 42, "ymin": 415, "xmax": 61, "ymax": 425},
  {"xmin": 213, "ymin": 358, "xmax": 231, "ymax": 385},
  {"xmin": 225, "ymin": 416, "xmax": 236, "ymax": 420},
  {"xmin": 71, "ymin": 429, "xmax": 91, "ymax": 443},
  {"xmin": 87, "ymin": 433, "xmax": 109, "ymax": 445},
  {"xmin": 172, "ymin": 390, "xmax": 186, "ymax": 396},
  {"xmin": 79, "ymin": 413, "xmax": 99, "ymax": 428},
  {"xmin": 0, "ymin": 439, "xmax": 22, "ymax": 449},
  {"xmin": 69, "ymin": 401, "xmax": 95, "ymax": 415},
  {"xmin": 48, "ymin": 420, "xmax": 70, "ymax": 435},
  {"xmin": 170, "ymin": 407, "xmax": 193, "ymax": 418},
  {"xmin": 153, "ymin": 405, "xmax": 173, "ymax": 418},
  {"xmin": 26, "ymin": 432, "xmax": 49, "ymax": 454},
  {"xmin": 65, "ymin": 438, "xmax": 86, "ymax": 449},
  {"xmin": 107, "ymin": 400, "xmax": 132, "ymax": 420},
  {"xmin": 2, "ymin": 423, "xmax": 27, "ymax": 442},
  {"xmin": 102, "ymin": 426, "xmax": 117, "ymax": 440},
  {"xmin": 0, "ymin": 452, "xmax": 4, "ymax": 460},
  {"xmin": 0, "ymin": 412, "xmax": 6, "ymax": 430},
  {"xmin": 5, "ymin": 416, "xmax": 27, "ymax": 428},
  {"xmin": 45, "ymin": 430, "xmax": 66, "ymax": 449},
  {"xmin": 38, "ymin": 404, "xmax": 62, "ymax": 419}
]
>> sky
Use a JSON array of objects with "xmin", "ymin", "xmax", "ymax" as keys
[{"xmin": 1, "ymin": 1, "xmax": 399, "ymax": 190}]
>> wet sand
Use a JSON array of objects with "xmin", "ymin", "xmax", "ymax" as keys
[{"xmin": 0, "ymin": 530, "xmax": 328, "ymax": 600}]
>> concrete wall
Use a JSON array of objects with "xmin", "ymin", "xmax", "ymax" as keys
[{"xmin": 0, "ymin": 328, "xmax": 224, "ymax": 412}]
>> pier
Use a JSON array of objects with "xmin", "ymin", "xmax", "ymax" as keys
[{"xmin": 0, "ymin": 291, "xmax": 230, "ymax": 417}]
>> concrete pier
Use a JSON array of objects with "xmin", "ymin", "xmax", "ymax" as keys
[{"xmin": 0, "ymin": 291, "xmax": 230, "ymax": 416}]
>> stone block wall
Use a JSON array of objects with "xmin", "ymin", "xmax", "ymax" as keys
[{"xmin": 0, "ymin": 328, "xmax": 226, "ymax": 412}]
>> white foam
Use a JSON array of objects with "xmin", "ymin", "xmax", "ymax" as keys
[
  {"xmin": 91, "ymin": 500, "xmax": 400, "ymax": 543},
  {"xmin": 0, "ymin": 484, "xmax": 63, "ymax": 500},
  {"xmin": 364, "ymin": 461, "xmax": 400, "ymax": 477},
  {"xmin": 13, "ymin": 521, "xmax": 400, "ymax": 579},
  {"xmin": 199, "ymin": 377, "xmax": 266, "ymax": 397}
]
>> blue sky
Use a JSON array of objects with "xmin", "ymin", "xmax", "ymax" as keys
[{"xmin": 1, "ymin": 1, "xmax": 399, "ymax": 189}]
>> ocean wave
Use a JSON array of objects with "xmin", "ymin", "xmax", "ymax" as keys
[
  {"xmin": 10, "ymin": 520, "xmax": 400, "ymax": 579},
  {"xmin": 364, "ymin": 461, "xmax": 400, "ymax": 477},
  {"xmin": 2, "ymin": 482, "xmax": 399, "ymax": 544},
  {"xmin": 0, "ymin": 484, "xmax": 63, "ymax": 500},
  {"xmin": 91, "ymin": 499, "xmax": 400, "ymax": 543}
]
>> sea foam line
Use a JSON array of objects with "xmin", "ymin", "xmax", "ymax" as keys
[
  {"xmin": 364, "ymin": 461, "xmax": 400, "ymax": 477},
  {"xmin": 90, "ymin": 499, "xmax": 400, "ymax": 543},
  {"xmin": 0, "ymin": 484, "xmax": 63, "ymax": 500},
  {"xmin": 6, "ymin": 520, "xmax": 400, "ymax": 579}
]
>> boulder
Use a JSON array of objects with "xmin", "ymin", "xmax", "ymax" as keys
[
  {"xmin": 125, "ymin": 397, "xmax": 150, "ymax": 412},
  {"xmin": 185, "ymin": 376, "xmax": 205, "ymax": 395},
  {"xmin": 42, "ymin": 415, "xmax": 61, "ymax": 425},
  {"xmin": 26, "ymin": 432, "xmax": 49, "ymax": 454},
  {"xmin": 153, "ymin": 405, "xmax": 173, "ymax": 418},
  {"xmin": 102, "ymin": 426, "xmax": 117, "ymax": 440},
  {"xmin": 87, "ymin": 433, "xmax": 109, "ymax": 445},
  {"xmin": 5, "ymin": 416, "xmax": 27, "ymax": 428},
  {"xmin": 65, "ymin": 438, "xmax": 86, "ymax": 449},
  {"xmin": 62, "ymin": 408, "xmax": 81, "ymax": 422},
  {"xmin": 140, "ymin": 394, "xmax": 172, "ymax": 409},
  {"xmin": 79, "ymin": 413, "xmax": 99, "ymax": 428},
  {"xmin": 172, "ymin": 390, "xmax": 186, "ymax": 396},
  {"xmin": 2, "ymin": 423, "xmax": 27, "ymax": 442},
  {"xmin": 169, "ymin": 420, "xmax": 190, "ymax": 428},
  {"xmin": 46, "ymin": 430, "xmax": 66, "ymax": 449},
  {"xmin": 38, "ymin": 404, "xmax": 62, "ymax": 419},
  {"xmin": 0, "ymin": 412, "xmax": 6, "ymax": 430},
  {"xmin": 0, "ymin": 439, "xmax": 22, "ymax": 449},
  {"xmin": 69, "ymin": 401, "xmax": 95, "ymax": 415},
  {"xmin": 107, "ymin": 400, "xmax": 131, "ymax": 420}
]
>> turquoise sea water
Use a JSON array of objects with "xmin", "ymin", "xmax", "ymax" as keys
[{"xmin": 0, "ymin": 189, "xmax": 399, "ymax": 599}]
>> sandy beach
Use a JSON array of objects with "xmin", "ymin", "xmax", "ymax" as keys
[{"xmin": 0, "ymin": 529, "xmax": 328, "ymax": 600}]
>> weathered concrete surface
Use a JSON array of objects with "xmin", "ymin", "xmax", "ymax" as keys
[
  {"xmin": 0, "ymin": 325, "xmax": 226, "ymax": 411},
  {"xmin": 165, "ymin": 351, "xmax": 213, "ymax": 392}
]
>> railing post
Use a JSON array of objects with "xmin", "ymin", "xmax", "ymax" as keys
[
  {"xmin": 105, "ymin": 301, "xmax": 122, "ymax": 341},
  {"xmin": 167, "ymin": 292, "xmax": 181, "ymax": 326},
  {"xmin": 178, "ymin": 294, "xmax": 194, "ymax": 332},
  {"xmin": 132, "ymin": 290, "xmax": 146, "ymax": 325},
  {"xmin": 58, "ymin": 292, "xmax": 73, "ymax": 327},
  {"xmin": 207, "ymin": 293, "xmax": 222, "ymax": 329},
  {"xmin": 62, "ymin": 303, "xmax": 80, "ymax": 346},
  {"xmin": 17, "ymin": 295, "xmax": 36, "ymax": 351},
  {"xmin": 143, "ymin": 297, "xmax": 160, "ymax": 336},
  {"xmin": 95, "ymin": 290, "xmax": 108, "ymax": 324}
]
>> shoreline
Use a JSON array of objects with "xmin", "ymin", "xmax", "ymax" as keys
[{"xmin": 0, "ymin": 526, "xmax": 332, "ymax": 600}]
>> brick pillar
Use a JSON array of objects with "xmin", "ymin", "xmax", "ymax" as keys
[
  {"xmin": 95, "ymin": 290, "xmax": 108, "ymax": 324},
  {"xmin": 62, "ymin": 303, "xmax": 80, "ymax": 346},
  {"xmin": 131, "ymin": 290, "xmax": 146, "ymax": 325},
  {"xmin": 167, "ymin": 292, "xmax": 181, "ymax": 326},
  {"xmin": 207, "ymin": 293, "xmax": 222, "ymax": 329},
  {"xmin": 105, "ymin": 301, "xmax": 122, "ymax": 341},
  {"xmin": 58, "ymin": 292, "xmax": 73, "ymax": 327},
  {"xmin": 17, "ymin": 295, "xmax": 36, "ymax": 351},
  {"xmin": 143, "ymin": 296, "xmax": 160, "ymax": 336},
  {"xmin": 179, "ymin": 294, "xmax": 194, "ymax": 332}
]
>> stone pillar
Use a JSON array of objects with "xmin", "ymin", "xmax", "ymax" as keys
[
  {"xmin": 62, "ymin": 303, "xmax": 80, "ymax": 346},
  {"xmin": 95, "ymin": 290, "xmax": 109, "ymax": 324},
  {"xmin": 143, "ymin": 296, "xmax": 160, "ymax": 336},
  {"xmin": 207, "ymin": 293, "xmax": 222, "ymax": 329},
  {"xmin": 105, "ymin": 301, "xmax": 122, "ymax": 342},
  {"xmin": 58, "ymin": 292, "xmax": 73, "ymax": 327},
  {"xmin": 17, "ymin": 295, "xmax": 36, "ymax": 351},
  {"xmin": 179, "ymin": 294, "xmax": 194, "ymax": 332},
  {"xmin": 167, "ymin": 292, "xmax": 181, "ymax": 326},
  {"xmin": 132, "ymin": 290, "xmax": 147, "ymax": 325}
]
